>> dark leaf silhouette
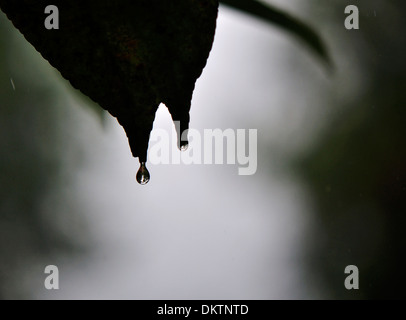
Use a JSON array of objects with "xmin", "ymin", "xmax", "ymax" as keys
[
  {"xmin": 0, "ymin": 0, "xmax": 328, "ymax": 184},
  {"xmin": 0, "ymin": 0, "xmax": 218, "ymax": 172}
]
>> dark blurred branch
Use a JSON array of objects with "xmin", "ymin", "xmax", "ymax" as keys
[{"xmin": 220, "ymin": 0, "xmax": 331, "ymax": 66}]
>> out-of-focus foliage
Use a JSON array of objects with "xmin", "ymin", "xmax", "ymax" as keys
[
  {"xmin": 296, "ymin": 0, "xmax": 406, "ymax": 299},
  {"xmin": 0, "ymin": 14, "xmax": 88, "ymax": 299},
  {"xmin": 220, "ymin": 0, "xmax": 330, "ymax": 64}
]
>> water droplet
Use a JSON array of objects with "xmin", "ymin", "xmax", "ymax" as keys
[
  {"xmin": 10, "ymin": 78, "xmax": 15, "ymax": 91},
  {"xmin": 180, "ymin": 143, "xmax": 189, "ymax": 151},
  {"xmin": 136, "ymin": 162, "xmax": 150, "ymax": 185}
]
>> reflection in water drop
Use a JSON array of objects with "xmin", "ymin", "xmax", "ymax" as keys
[
  {"xmin": 180, "ymin": 143, "xmax": 189, "ymax": 151},
  {"xmin": 136, "ymin": 162, "xmax": 150, "ymax": 185}
]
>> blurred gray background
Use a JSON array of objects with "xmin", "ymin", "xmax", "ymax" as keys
[{"xmin": 1, "ymin": 0, "xmax": 405, "ymax": 299}]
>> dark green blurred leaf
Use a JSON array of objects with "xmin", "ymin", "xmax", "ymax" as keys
[{"xmin": 220, "ymin": 0, "xmax": 331, "ymax": 66}]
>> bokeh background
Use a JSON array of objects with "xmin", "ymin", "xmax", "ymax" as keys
[{"xmin": 1, "ymin": 0, "xmax": 405, "ymax": 299}]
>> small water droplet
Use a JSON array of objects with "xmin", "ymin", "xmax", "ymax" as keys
[
  {"xmin": 10, "ymin": 78, "xmax": 15, "ymax": 91},
  {"xmin": 180, "ymin": 143, "xmax": 189, "ymax": 151},
  {"xmin": 136, "ymin": 162, "xmax": 150, "ymax": 185}
]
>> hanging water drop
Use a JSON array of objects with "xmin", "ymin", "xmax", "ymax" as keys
[
  {"xmin": 136, "ymin": 162, "xmax": 150, "ymax": 185},
  {"xmin": 180, "ymin": 143, "xmax": 189, "ymax": 151}
]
